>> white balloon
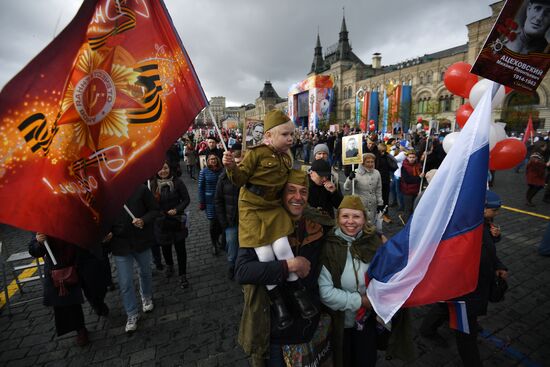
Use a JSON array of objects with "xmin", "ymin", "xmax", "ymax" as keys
[
  {"xmin": 489, "ymin": 122, "xmax": 508, "ymax": 150},
  {"xmin": 443, "ymin": 132, "xmax": 460, "ymax": 153},
  {"xmin": 495, "ymin": 122, "xmax": 508, "ymax": 141},
  {"xmin": 416, "ymin": 123, "xmax": 423, "ymax": 131},
  {"xmin": 469, "ymin": 79, "xmax": 505, "ymax": 108}
]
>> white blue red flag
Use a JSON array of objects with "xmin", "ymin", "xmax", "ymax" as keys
[
  {"xmin": 447, "ymin": 301, "xmax": 470, "ymax": 334},
  {"xmin": 366, "ymin": 81, "xmax": 494, "ymax": 323}
]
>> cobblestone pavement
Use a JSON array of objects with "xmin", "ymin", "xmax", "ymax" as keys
[{"xmin": 0, "ymin": 166, "xmax": 549, "ymax": 366}]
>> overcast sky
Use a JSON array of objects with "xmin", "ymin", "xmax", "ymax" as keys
[{"xmin": 0, "ymin": 0, "xmax": 497, "ymax": 106}]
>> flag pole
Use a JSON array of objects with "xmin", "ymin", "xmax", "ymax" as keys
[
  {"xmin": 43, "ymin": 240, "xmax": 58, "ymax": 266},
  {"xmin": 208, "ymin": 108, "xmax": 228, "ymax": 152},
  {"xmin": 418, "ymin": 121, "xmax": 433, "ymax": 194},
  {"xmin": 352, "ymin": 164, "xmax": 355, "ymax": 195},
  {"xmin": 124, "ymin": 205, "xmax": 136, "ymax": 220}
]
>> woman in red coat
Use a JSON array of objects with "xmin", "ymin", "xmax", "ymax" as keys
[
  {"xmin": 400, "ymin": 150, "xmax": 424, "ymax": 222},
  {"xmin": 526, "ymin": 141, "xmax": 549, "ymax": 206}
]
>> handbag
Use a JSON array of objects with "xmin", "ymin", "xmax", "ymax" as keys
[
  {"xmin": 282, "ymin": 313, "xmax": 332, "ymax": 367},
  {"xmin": 51, "ymin": 265, "xmax": 79, "ymax": 296},
  {"xmin": 488, "ymin": 275, "xmax": 508, "ymax": 303}
]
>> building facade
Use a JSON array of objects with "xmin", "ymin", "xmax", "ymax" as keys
[
  {"xmin": 307, "ymin": 1, "xmax": 549, "ymax": 132},
  {"xmin": 205, "ymin": 1, "xmax": 548, "ymax": 132}
]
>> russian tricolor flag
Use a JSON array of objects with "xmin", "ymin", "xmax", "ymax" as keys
[
  {"xmin": 366, "ymin": 81, "xmax": 494, "ymax": 324},
  {"xmin": 447, "ymin": 301, "xmax": 470, "ymax": 334}
]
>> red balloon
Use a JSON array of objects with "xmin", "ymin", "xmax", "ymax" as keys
[
  {"xmin": 369, "ymin": 123, "xmax": 376, "ymax": 131},
  {"xmin": 489, "ymin": 138, "xmax": 527, "ymax": 170},
  {"xmin": 456, "ymin": 103, "xmax": 474, "ymax": 128},
  {"xmin": 417, "ymin": 117, "xmax": 423, "ymax": 122},
  {"xmin": 444, "ymin": 62, "xmax": 479, "ymax": 98}
]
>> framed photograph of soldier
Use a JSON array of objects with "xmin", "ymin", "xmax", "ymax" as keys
[
  {"xmin": 199, "ymin": 155, "xmax": 208, "ymax": 170},
  {"xmin": 244, "ymin": 119, "xmax": 264, "ymax": 150},
  {"xmin": 471, "ymin": 0, "xmax": 550, "ymax": 93},
  {"xmin": 342, "ymin": 133, "xmax": 363, "ymax": 165}
]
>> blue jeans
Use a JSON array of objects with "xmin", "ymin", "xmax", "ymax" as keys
[
  {"xmin": 114, "ymin": 248, "xmax": 153, "ymax": 317},
  {"xmin": 225, "ymin": 226, "xmax": 239, "ymax": 265},
  {"xmin": 390, "ymin": 175, "xmax": 404, "ymax": 210},
  {"xmin": 303, "ymin": 146, "xmax": 310, "ymax": 164}
]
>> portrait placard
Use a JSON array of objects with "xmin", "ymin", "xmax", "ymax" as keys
[
  {"xmin": 471, "ymin": 0, "xmax": 550, "ymax": 93},
  {"xmin": 342, "ymin": 134, "xmax": 363, "ymax": 165},
  {"xmin": 244, "ymin": 119, "xmax": 264, "ymax": 150}
]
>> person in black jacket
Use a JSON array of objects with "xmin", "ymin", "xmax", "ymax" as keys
[
  {"xmin": 376, "ymin": 142, "xmax": 398, "ymax": 216},
  {"xmin": 215, "ymin": 143, "xmax": 243, "ymax": 280},
  {"xmin": 307, "ymin": 159, "xmax": 343, "ymax": 219},
  {"xmin": 419, "ymin": 190, "xmax": 508, "ymax": 366},
  {"xmin": 29, "ymin": 234, "xmax": 108, "ymax": 346},
  {"xmin": 103, "ymin": 184, "xmax": 160, "ymax": 333},
  {"xmin": 235, "ymin": 169, "xmax": 333, "ymax": 366},
  {"xmin": 203, "ymin": 136, "xmax": 224, "ymax": 161},
  {"xmin": 150, "ymin": 161, "xmax": 191, "ymax": 287}
]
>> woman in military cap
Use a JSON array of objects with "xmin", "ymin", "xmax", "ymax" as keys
[{"xmin": 319, "ymin": 195, "xmax": 414, "ymax": 366}]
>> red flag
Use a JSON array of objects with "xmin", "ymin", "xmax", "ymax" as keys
[
  {"xmin": 360, "ymin": 91, "xmax": 369, "ymax": 131},
  {"xmin": 0, "ymin": 0, "xmax": 207, "ymax": 247},
  {"xmin": 523, "ymin": 115, "xmax": 534, "ymax": 144}
]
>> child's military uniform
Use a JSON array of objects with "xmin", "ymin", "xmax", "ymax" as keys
[
  {"xmin": 226, "ymin": 110, "xmax": 294, "ymax": 248},
  {"xmin": 227, "ymin": 144, "xmax": 293, "ymax": 248}
]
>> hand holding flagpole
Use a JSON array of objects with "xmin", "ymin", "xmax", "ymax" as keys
[{"xmin": 124, "ymin": 205, "xmax": 143, "ymax": 229}]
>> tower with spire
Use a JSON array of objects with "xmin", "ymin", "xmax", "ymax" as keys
[
  {"xmin": 337, "ymin": 13, "xmax": 352, "ymax": 61},
  {"xmin": 308, "ymin": 11, "xmax": 365, "ymax": 76},
  {"xmin": 309, "ymin": 31, "xmax": 325, "ymax": 75}
]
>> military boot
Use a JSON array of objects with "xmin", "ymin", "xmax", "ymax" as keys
[
  {"xmin": 288, "ymin": 280, "xmax": 318, "ymax": 320},
  {"xmin": 267, "ymin": 287, "xmax": 293, "ymax": 330}
]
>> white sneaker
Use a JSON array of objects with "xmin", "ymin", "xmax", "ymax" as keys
[
  {"xmin": 125, "ymin": 313, "xmax": 139, "ymax": 333},
  {"xmin": 142, "ymin": 298, "xmax": 154, "ymax": 313}
]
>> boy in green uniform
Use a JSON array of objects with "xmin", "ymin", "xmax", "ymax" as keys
[{"xmin": 222, "ymin": 110, "xmax": 317, "ymax": 330}]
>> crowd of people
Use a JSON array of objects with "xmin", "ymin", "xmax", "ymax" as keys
[{"xmin": 28, "ymin": 109, "xmax": 550, "ymax": 366}]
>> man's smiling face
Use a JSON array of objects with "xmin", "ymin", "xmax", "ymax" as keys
[{"xmin": 283, "ymin": 182, "xmax": 308, "ymax": 217}]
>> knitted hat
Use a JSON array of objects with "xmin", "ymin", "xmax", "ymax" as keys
[
  {"xmin": 338, "ymin": 195, "xmax": 366, "ymax": 212},
  {"xmin": 310, "ymin": 159, "xmax": 331, "ymax": 177},
  {"xmin": 485, "ymin": 190, "xmax": 502, "ymax": 209},
  {"xmin": 264, "ymin": 110, "xmax": 290, "ymax": 132},
  {"xmin": 313, "ymin": 144, "xmax": 329, "ymax": 157},
  {"xmin": 287, "ymin": 169, "xmax": 309, "ymax": 188}
]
